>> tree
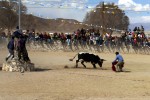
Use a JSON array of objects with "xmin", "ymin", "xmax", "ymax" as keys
[
  {"xmin": 83, "ymin": 2, "xmax": 130, "ymax": 31},
  {"xmin": 0, "ymin": 0, "xmax": 27, "ymax": 31}
]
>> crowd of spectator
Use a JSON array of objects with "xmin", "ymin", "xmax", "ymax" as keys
[{"xmin": 0, "ymin": 26, "xmax": 150, "ymax": 54}]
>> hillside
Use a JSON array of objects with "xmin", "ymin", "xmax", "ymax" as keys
[
  {"xmin": 21, "ymin": 15, "xmax": 150, "ymax": 33},
  {"xmin": 26, "ymin": 16, "xmax": 90, "ymax": 33}
]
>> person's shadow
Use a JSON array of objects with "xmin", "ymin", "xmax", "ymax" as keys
[{"xmin": 115, "ymin": 70, "xmax": 131, "ymax": 73}]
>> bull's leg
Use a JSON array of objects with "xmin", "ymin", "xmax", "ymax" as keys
[
  {"xmin": 92, "ymin": 63, "xmax": 96, "ymax": 68},
  {"xmin": 98, "ymin": 62, "xmax": 102, "ymax": 67},
  {"xmin": 76, "ymin": 60, "xmax": 79, "ymax": 68},
  {"xmin": 81, "ymin": 60, "xmax": 86, "ymax": 68}
]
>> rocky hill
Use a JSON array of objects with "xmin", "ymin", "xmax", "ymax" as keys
[{"xmin": 29, "ymin": 16, "xmax": 90, "ymax": 33}]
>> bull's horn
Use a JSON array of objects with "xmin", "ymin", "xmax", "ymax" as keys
[{"xmin": 102, "ymin": 59, "xmax": 106, "ymax": 61}]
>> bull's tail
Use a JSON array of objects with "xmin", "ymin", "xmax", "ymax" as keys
[{"xmin": 69, "ymin": 53, "xmax": 78, "ymax": 61}]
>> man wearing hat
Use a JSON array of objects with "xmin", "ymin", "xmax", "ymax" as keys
[{"xmin": 112, "ymin": 52, "xmax": 124, "ymax": 72}]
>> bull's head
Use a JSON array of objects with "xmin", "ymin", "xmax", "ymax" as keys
[{"xmin": 98, "ymin": 59, "xmax": 106, "ymax": 67}]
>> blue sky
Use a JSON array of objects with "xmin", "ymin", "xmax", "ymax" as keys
[{"xmin": 22, "ymin": 0, "xmax": 150, "ymax": 24}]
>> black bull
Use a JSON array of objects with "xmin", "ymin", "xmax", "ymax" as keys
[{"xmin": 69, "ymin": 52, "xmax": 106, "ymax": 68}]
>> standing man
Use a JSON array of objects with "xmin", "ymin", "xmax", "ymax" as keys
[
  {"xmin": 18, "ymin": 34, "xmax": 30, "ymax": 62},
  {"xmin": 112, "ymin": 52, "xmax": 124, "ymax": 72}
]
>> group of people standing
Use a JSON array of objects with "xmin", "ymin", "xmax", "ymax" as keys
[
  {"xmin": 29, "ymin": 27, "xmax": 150, "ymax": 51},
  {"xmin": 5, "ymin": 26, "xmax": 30, "ymax": 63}
]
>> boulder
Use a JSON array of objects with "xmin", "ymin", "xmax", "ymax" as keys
[{"xmin": 2, "ymin": 60, "xmax": 35, "ymax": 72}]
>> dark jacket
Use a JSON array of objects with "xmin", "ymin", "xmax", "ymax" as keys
[
  {"xmin": 18, "ymin": 37, "xmax": 26, "ymax": 51},
  {"xmin": 13, "ymin": 30, "xmax": 22, "ymax": 38},
  {"xmin": 7, "ymin": 39, "xmax": 14, "ymax": 50}
]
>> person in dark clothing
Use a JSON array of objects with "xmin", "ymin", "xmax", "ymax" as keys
[
  {"xmin": 13, "ymin": 30, "xmax": 22, "ymax": 39},
  {"xmin": 133, "ymin": 27, "xmax": 137, "ymax": 32},
  {"xmin": 6, "ymin": 36, "xmax": 15, "ymax": 61},
  {"xmin": 18, "ymin": 35, "xmax": 30, "ymax": 62},
  {"xmin": 66, "ymin": 33, "xmax": 71, "ymax": 46},
  {"xmin": 13, "ymin": 26, "xmax": 22, "ymax": 38}
]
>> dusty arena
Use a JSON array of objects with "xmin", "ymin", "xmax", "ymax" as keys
[{"xmin": 0, "ymin": 47, "xmax": 150, "ymax": 100}]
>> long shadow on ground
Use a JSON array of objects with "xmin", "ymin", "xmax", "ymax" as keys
[
  {"xmin": 66, "ymin": 66, "xmax": 131, "ymax": 73},
  {"xmin": 66, "ymin": 66, "xmax": 109, "ymax": 70},
  {"xmin": 34, "ymin": 68, "xmax": 52, "ymax": 72}
]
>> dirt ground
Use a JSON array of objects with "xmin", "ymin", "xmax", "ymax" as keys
[{"xmin": 0, "ymin": 48, "xmax": 150, "ymax": 100}]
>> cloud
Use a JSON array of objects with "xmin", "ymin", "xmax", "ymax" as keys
[
  {"xmin": 130, "ymin": 15, "xmax": 150, "ymax": 23},
  {"xmin": 22, "ymin": 0, "xmax": 88, "ymax": 8},
  {"xmin": 27, "ymin": 6, "xmax": 87, "ymax": 21},
  {"xmin": 22, "ymin": 0, "xmax": 89, "ymax": 22},
  {"xmin": 141, "ymin": 16, "xmax": 150, "ymax": 23},
  {"xmin": 22, "ymin": 0, "xmax": 150, "ymax": 24},
  {"xmin": 134, "ymin": 4, "xmax": 150, "ymax": 11},
  {"xmin": 118, "ymin": 0, "xmax": 150, "ymax": 24},
  {"xmin": 118, "ymin": 0, "xmax": 136, "ymax": 7},
  {"xmin": 22, "ymin": 0, "xmax": 61, "ymax": 2},
  {"xmin": 118, "ymin": 0, "xmax": 150, "ymax": 11}
]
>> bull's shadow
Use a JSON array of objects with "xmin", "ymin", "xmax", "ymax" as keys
[
  {"xmin": 70, "ymin": 66, "xmax": 108, "ymax": 70},
  {"xmin": 70, "ymin": 66, "xmax": 131, "ymax": 72},
  {"xmin": 34, "ymin": 67, "xmax": 52, "ymax": 72}
]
